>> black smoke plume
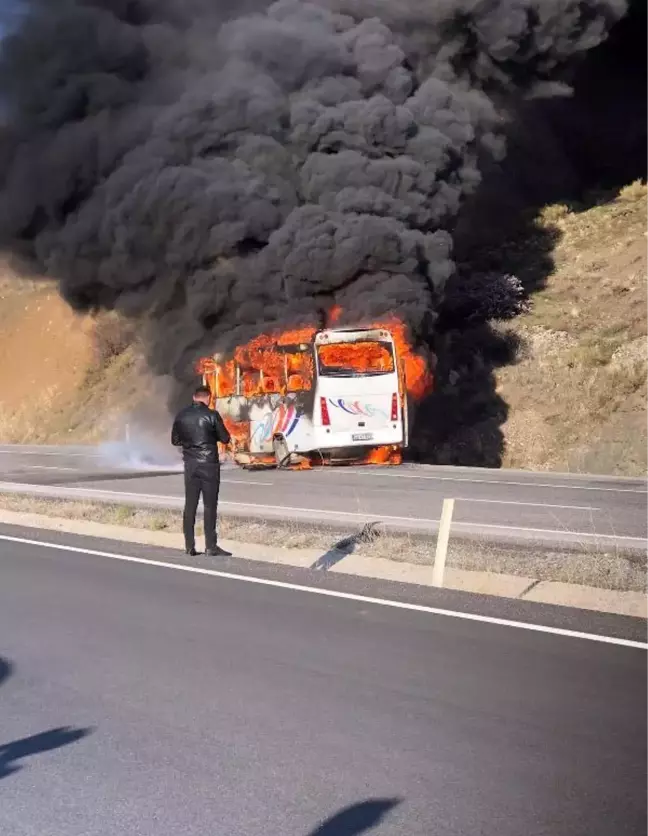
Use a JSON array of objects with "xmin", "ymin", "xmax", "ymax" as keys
[{"xmin": 0, "ymin": 0, "xmax": 627, "ymax": 409}]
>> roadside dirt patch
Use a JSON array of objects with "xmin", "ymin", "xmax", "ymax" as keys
[
  {"xmin": 0, "ymin": 272, "xmax": 145, "ymax": 442},
  {"xmin": 0, "ymin": 281, "xmax": 94, "ymax": 440}
]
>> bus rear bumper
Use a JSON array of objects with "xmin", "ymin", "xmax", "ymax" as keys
[{"xmin": 299, "ymin": 428, "xmax": 405, "ymax": 453}]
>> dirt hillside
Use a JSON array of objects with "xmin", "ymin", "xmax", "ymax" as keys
[{"xmin": 0, "ymin": 272, "xmax": 144, "ymax": 443}]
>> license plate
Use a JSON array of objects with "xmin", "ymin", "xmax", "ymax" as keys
[{"xmin": 352, "ymin": 432, "xmax": 374, "ymax": 442}]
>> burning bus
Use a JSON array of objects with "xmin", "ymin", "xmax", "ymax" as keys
[{"xmin": 197, "ymin": 320, "xmax": 432, "ymax": 469}]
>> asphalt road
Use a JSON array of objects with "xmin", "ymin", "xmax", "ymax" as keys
[
  {"xmin": 0, "ymin": 526, "xmax": 646, "ymax": 836},
  {"xmin": 0, "ymin": 444, "xmax": 646, "ymax": 549}
]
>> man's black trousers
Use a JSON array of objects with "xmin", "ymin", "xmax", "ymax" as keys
[{"xmin": 183, "ymin": 461, "xmax": 221, "ymax": 551}]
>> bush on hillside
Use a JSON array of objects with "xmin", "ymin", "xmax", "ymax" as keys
[
  {"xmin": 440, "ymin": 272, "xmax": 531, "ymax": 327},
  {"xmin": 93, "ymin": 313, "xmax": 136, "ymax": 367}
]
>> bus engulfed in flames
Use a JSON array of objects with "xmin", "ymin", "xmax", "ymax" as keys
[{"xmin": 197, "ymin": 314, "xmax": 432, "ymax": 470}]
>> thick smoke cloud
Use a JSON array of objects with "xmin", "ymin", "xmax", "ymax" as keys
[{"xmin": 0, "ymin": 0, "xmax": 626, "ymax": 404}]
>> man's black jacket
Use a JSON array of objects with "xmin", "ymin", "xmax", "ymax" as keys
[{"xmin": 171, "ymin": 402, "xmax": 231, "ymax": 465}]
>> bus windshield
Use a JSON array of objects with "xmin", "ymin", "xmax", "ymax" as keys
[{"xmin": 317, "ymin": 340, "xmax": 395, "ymax": 377}]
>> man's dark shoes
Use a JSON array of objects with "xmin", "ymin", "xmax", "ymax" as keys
[
  {"xmin": 185, "ymin": 547, "xmax": 200, "ymax": 557},
  {"xmin": 205, "ymin": 545, "xmax": 232, "ymax": 558}
]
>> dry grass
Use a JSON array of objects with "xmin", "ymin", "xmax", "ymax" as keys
[
  {"xmin": 618, "ymin": 180, "xmax": 648, "ymax": 201},
  {"xmin": 499, "ymin": 181, "xmax": 647, "ymax": 475},
  {"xmin": 1, "ymin": 493, "xmax": 644, "ymax": 592},
  {"xmin": 447, "ymin": 537, "xmax": 646, "ymax": 593},
  {"xmin": 92, "ymin": 312, "xmax": 137, "ymax": 369}
]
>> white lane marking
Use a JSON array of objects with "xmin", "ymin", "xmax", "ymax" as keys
[
  {"xmin": 315, "ymin": 469, "xmax": 648, "ymax": 494},
  {"xmin": 403, "ymin": 476, "xmax": 648, "ymax": 494},
  {"xmin": 1, "ymin": 449, "xmax": 646, "ymax": 493},
  {"xmin": 1, "ymin": 449, "xmax": 646, "ymax": 495},
  {"xmin": 223, "ymin": 479, "xmax": 273, "ymax": 486},
  {"xmin": 0, "ymin": 482, "xmax": 434, "ymax": 519},
  {"xmin": 228, "ymin": 504, "xmax": 643, "ymax": 543},
  {"xmin": 0, "ymin": 450, "xmax": 102, "ymax": 458},
  {"xmin": 454, "ymin": 521, "xmax": 646, "ymax": 542},
  {"xmin": 1, "ymin": 462, "xmax": 265, "ymax": 484},
  {"xmin": 456, "ymin": 497, "xmax": 599, "ymax": 511},
  {"xmin": 24, "ymin": 465, "xmax": 80, "ymax": 472},
  {"xmin": 0, "ymin": 533, "xmax": 645, "ymax": 650},
  {"xmin": 323, "ymin": 482, "xmax": 601, "ymax": 511},
  {"xmin": 0, "ymin": 483, "xmax": 644, "ymax": 543}
]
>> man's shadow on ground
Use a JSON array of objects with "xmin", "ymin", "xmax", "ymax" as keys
[
  {"xmin": 0, "ymin": 656, "xmax": 12, "ymax": 689},
  {"xmin": 3, "ymin": 656, "xmax": 392, "ymax": 832},
  {"xmin": 0, "ymin": 656, "xmax": 93, "ymax": 780},
  {"xmin": 306, "ymin": 799, "xmax": 401, "ymax": 835},
  {"xmin": 0, "ymin": 727, "xmax": 93, "ymax": 779}
]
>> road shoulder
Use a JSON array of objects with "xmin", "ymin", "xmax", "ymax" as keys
[{"xmin": 0, "ymin": 510, "xmax": 648, "ymax": 623}]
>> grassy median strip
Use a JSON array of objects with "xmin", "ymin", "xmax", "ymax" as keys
[{"xmin": 1, "ymin": 492, "xmax": 645, "ymax": 592}]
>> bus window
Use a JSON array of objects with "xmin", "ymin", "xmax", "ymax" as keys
[
  {"xmin": 242, "ymin": 370, "xmax": 262, "ymax": 397},
  {"xmin": 261, "ymin": 376, "xmax": 279, "ymax": 394},
  {"xmin": 241, "ymin": 370, "xmax": 282, "ymax": 396},
  {"xmin": 287, "ymin": 374, "xmax": 307, "ymax": 392},
  {"xmin": 214, "ymin": 360, "xmax": 237, "ymax": 397},
  {"xmin": 285, "ymin": 351, "xmax": 314, "ymax": 391},
  {"xmin": 317, "ymin": 341, "xmax": 395, "ymax": 377}
]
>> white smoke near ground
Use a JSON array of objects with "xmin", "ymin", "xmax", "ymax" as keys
[
  {"xmin": 97, "ymin": 425, "xmax": 183, "ymax": 471},
  {"xmin": 96, "ymin": 374, "xmax": 184, "ymax": 470}
]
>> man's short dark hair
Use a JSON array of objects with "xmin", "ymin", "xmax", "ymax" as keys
[{"xmin": 193, "ymin": 385, "xmax": 211, "ymax": 399}]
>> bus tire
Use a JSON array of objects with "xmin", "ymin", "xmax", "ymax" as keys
[{"xmin": 273, "ymin": 435, "xmax": 291, "ymax": 468}]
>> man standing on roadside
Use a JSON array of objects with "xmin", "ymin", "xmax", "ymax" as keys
[{"xmin": 171, "ymin": 385, "xmax": 232, "ymax": 557}]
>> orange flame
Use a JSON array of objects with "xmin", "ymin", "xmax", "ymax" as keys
[
  {"xmin": 317, "ymin": 340, "xmax": 394, "ymax": 375},
  {"xmin": 361, "ymin": 445, "xmax": 403, "ymax": 466},
  {"xmin": 326, "ymin": 307, "xmax": 432, "ymax": 401},
  {"xmin": 198, "ymin": 312, "xmax": 431, "ymax": 402},
  {"xmin": 370, "ymin": 317, "xmax": 432, "ymax": 401},
  {"xmin": 198, "ymin": 326, "xmax": 317, "ymax": 400}
]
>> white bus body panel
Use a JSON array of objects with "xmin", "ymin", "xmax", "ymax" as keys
[
  {"xmin": 311, "ymin": 376, "xmax": 404, "ymax": 451},
  {"xmin": 216, "ymin": 394, "xmax": 315, "ymax": 455},
  {"xmin": 247, "ymin": 395, "xmax": 315, "ymax": 455}
]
